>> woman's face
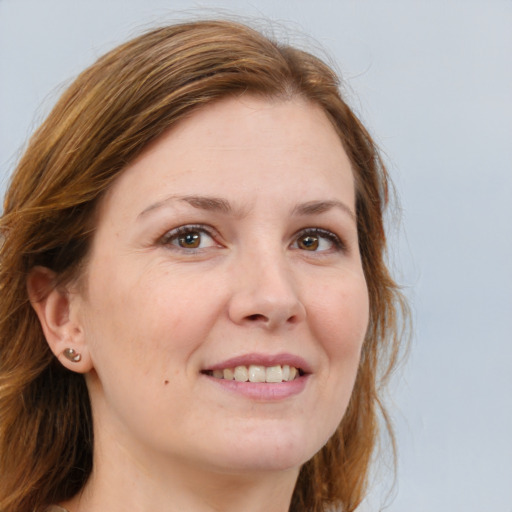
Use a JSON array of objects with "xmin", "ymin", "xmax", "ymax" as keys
[{"xmin": 74, "ymin": 95, "xmax": 369, "ymax": 475}]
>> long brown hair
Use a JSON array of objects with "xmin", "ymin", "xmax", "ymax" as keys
[{"xmin": 0, "ymin": 20, "xmax": 407, "ymax": 512}]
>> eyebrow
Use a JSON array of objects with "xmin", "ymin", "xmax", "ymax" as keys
[
  {"xmin": 138, "ymin": 195, "xmax": 355, "ymax": 222},
  {"xmin": 291, "ymin": 200, "xmax": 356, "ymax": 223},
  {"xmin": 138, "ymin": 195, "xmax": 237, "ymax": 218}
]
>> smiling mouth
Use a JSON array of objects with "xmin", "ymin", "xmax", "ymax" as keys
[{"xmin": 202, "ymin": 364, "xmax": 304, "ymax": 383}]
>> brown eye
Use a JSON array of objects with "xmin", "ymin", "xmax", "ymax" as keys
[
  {"xmin": 178, "ymin": 232, "xmax": 201, "ymax": 248},
  {"xmin": 162, "ymin": 225, "xmax": 218, "ymax": 251},
  {"xmin": 297, "ymin": 235, "xmax": 319, "ymax": 251},
  {"xmin": 292, "ymin": 228, "xmax": 343, "ymax": 253}
]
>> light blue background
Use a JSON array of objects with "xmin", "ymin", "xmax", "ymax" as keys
[{"xmin": 1, "ymin": 1, "xmax": 511, "ymax": 510}]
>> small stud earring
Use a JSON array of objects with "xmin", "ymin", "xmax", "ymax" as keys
[{"xmin": 63, "ymin": 348, "xmax": 82, "ymax": 363}]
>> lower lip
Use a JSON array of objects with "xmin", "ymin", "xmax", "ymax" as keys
[{"xmin": 203, "ymin": 374, "xmax": 309, "ymax": 401}]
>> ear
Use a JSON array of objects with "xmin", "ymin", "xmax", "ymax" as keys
[{"xmin": 27, "ymin": 266, "xmax": 93, "ymax": 373}]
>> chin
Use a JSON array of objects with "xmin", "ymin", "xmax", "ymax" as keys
[
  {"xmin": 217, "ymin": 451, "xmax": 308, "ymax": 474},
  {"xmin": 209, "ymin": 425, "xmax": 325, "ymax": 474}
]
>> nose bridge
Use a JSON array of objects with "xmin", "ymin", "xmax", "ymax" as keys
[{"xmin": 228, "ymin": 239, "xmax": 305, "ymax": 328}]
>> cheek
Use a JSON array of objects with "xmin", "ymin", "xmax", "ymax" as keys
[
  {"xmin": 82, "ymin": 263, "xmax": 226, "ymax": 378},
  {"xmin": 310, "ymin": 273, "xmax": 370, "ymax": 357},
  {"xmin": 301, "ymin": 273, "xmax": 369, "ymax": 449}
]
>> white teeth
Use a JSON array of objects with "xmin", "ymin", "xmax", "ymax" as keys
[
  {"xmin": 210, "ymin": 364, "xmax": 301, "ymax": 382},
  {"xmin": 234, "ymin": 366, "xmax": 249, "ymax": 382},
  {"xmin": 223, "ymin": 368, "xmax": 234, "ymax": 380},
  {"xmin": 266, "ymin": 365, "xmax": 283, "ymax": 383},
  {"xmin": 248, "ymin": 365, "xmax": 266, "ymax": 383}
]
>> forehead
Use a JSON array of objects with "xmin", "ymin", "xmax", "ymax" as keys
[{"xmin": 99, "ymin": 95, "xmax": 355, "ymax": 219}]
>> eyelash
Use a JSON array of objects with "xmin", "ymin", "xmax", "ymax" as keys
[
  {"xmin": 159, "ymin": 224, "xmax": 346, "ymax": 253},
  {"xmin": 292, "ymin": 228, "xmax": 346, "ymax": 253},
  {"xmin": 159, "ymin": 224, "xmax": 218, "ymax": 251}
]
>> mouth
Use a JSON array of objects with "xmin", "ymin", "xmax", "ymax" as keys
[
  {"xmin": 201, "ymin": 354, "xmax": 311, "ymax": 400},
  {"xmin": 201, "ymin": 364, "xmax": 305, "ymax": 383}
]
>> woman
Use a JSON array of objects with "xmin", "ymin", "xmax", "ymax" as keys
[{"xmin": 0, "ymin": 20, "xmax": 406, "ymax": 512}]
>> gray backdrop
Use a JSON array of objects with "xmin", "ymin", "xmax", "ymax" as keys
[{"xmin": 1, "ymin": 1, "xmax": 511, "ymax": 510}]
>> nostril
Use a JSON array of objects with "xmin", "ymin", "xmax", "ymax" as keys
[
  {"xmin": 247, "ymin": 314, "xmax": 267, "ymax": 322},
  {"xmin": 246, "ymin": 312, "xmax": 302, "ymax": 324}
]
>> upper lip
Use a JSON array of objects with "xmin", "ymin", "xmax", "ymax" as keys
[{"xmin": 204, "ymin": 353, "xmax": 312, "ymax": 374}]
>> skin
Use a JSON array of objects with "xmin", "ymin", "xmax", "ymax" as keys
[{"xmin": 30, "ymin": 95, "xmax": 369, "ymax": 512}]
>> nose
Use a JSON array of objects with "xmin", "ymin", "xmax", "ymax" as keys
[{"xmin": 227, "ymin": 252, "xmax": 306, "ymax": 330}]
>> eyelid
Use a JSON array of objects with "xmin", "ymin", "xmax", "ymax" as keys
[
  {"xmin": 292, "ymin": 227, "xmax": 346, "ymax": 252},
  {"xmin": 159, "ymin": 224, "xmax": 221, "ymax": 249},
  {"xmin": 157, "ymin": 224, "xmax": 346, "ymax": 254}
]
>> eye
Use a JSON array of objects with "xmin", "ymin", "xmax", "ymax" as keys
[
  {"xmin": 292, "ymin": 228, "xmax": 344, "ymax": 252},
  {"xmin": 161, "ymin": 225, "xmax": 218, "ymax": 250}
]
